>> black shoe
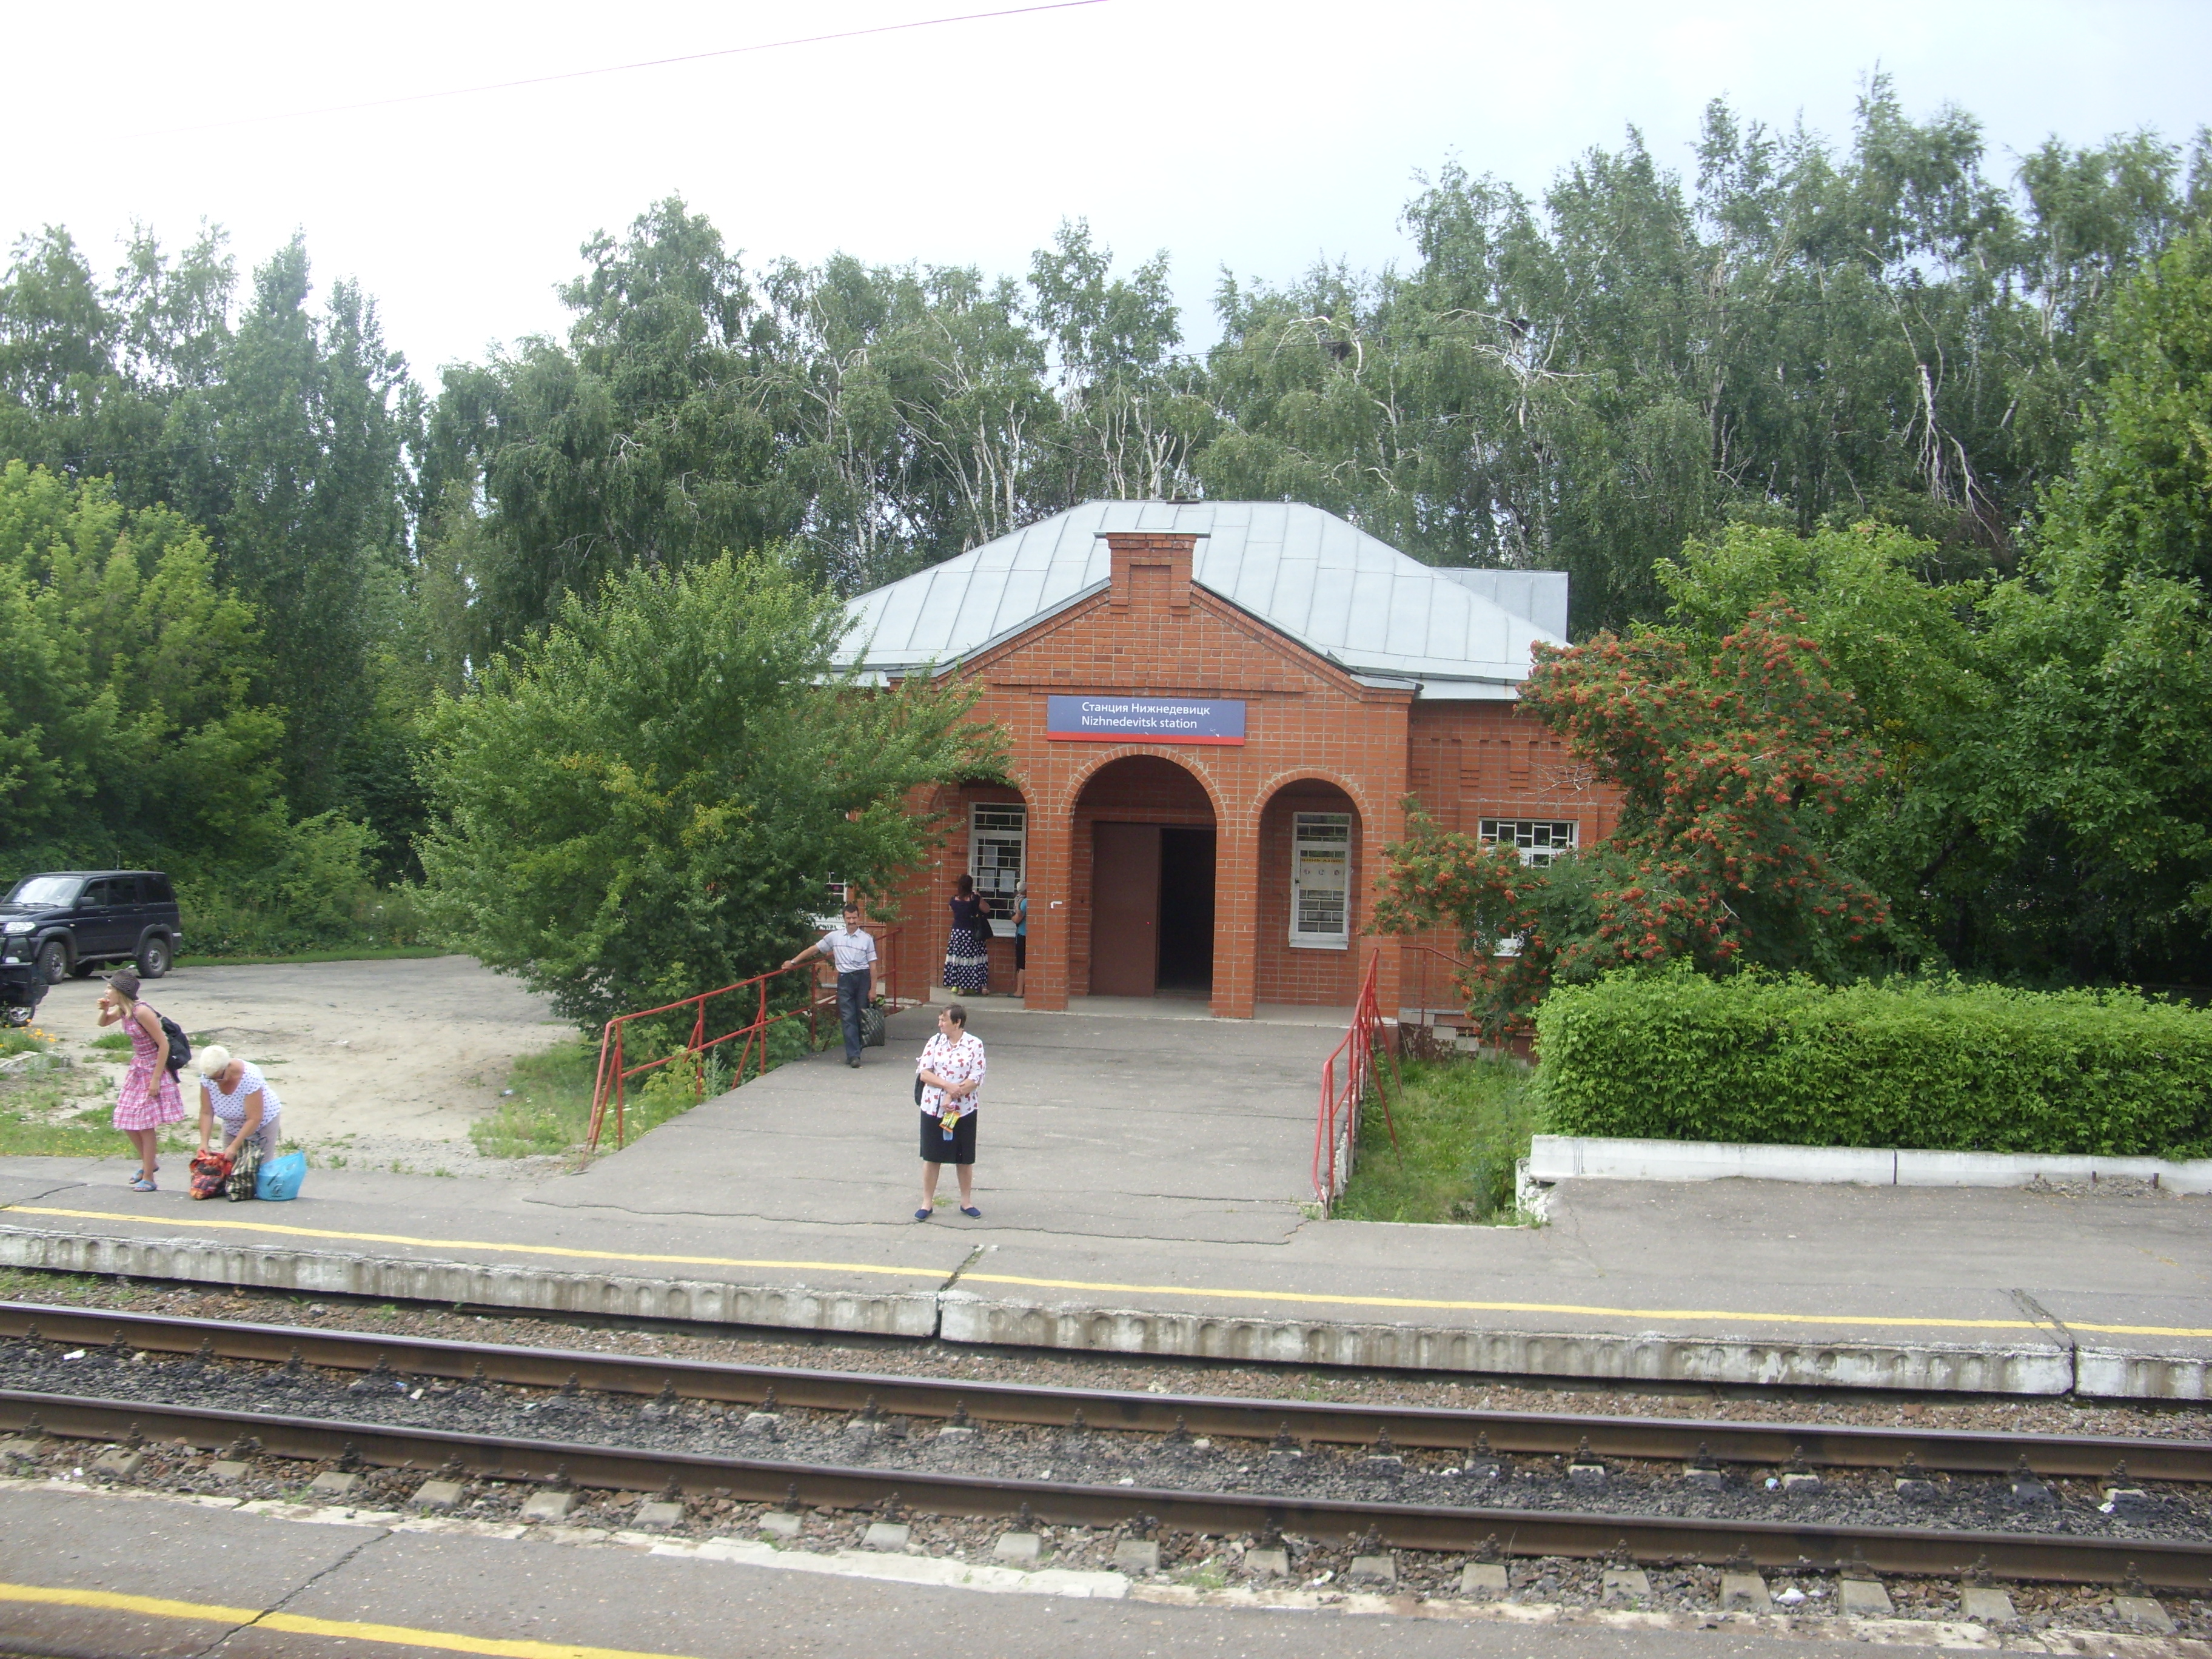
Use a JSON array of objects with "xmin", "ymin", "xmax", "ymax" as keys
[{"xmin": 846, "ymin": 1057, "xmax": 860, "ymax": 1068}]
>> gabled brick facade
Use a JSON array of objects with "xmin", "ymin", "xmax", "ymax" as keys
[{"xmin": 881, "ymin": 531, "xmax": 1619, "ymax": 1017}]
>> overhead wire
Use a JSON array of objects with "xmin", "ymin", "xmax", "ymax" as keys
[{"xmin": 135, "ymin": 1, "xmax": 1110, "ymax": 139}]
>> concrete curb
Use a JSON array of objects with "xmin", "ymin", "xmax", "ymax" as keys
[
  {"xmin": 2, "ymin": 1219, "xmax": 2202, "ymax": 1399},
  {"xmin": 1528, "ymin": 1135, "xmax": 2212, "ymax": 1192},
  {"xmin": 0, "ymin": 1224, "xmax": 940, "ymax": 1337},
  {"xmin": 933, "ymin": 1290, "xmax": 2076, "ymax": 1394}
]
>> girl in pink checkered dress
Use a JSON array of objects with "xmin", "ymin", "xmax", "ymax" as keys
[{"xmin": 99, "ymin": 970, "xmax": 182, "ymax": 1191}]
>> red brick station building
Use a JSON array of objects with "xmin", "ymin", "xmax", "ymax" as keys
[{"xmin": 839, "ymin": 501, "xmax": 1620, "ymax": 1020}]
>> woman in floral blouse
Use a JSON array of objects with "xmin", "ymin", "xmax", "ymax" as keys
[{"xmin": 914, "ymin": 1003, "xmax": 985, "ymax": 1219}]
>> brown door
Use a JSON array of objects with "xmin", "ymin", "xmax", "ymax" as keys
[{"xmin": 1090, "ymin": 823, "xmax": 1161, "ymax": 996}]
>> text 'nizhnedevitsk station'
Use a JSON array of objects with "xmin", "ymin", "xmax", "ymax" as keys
[{"xmin": 838, "ymin": 499, "xmax": 1621, "ymax": 1017}]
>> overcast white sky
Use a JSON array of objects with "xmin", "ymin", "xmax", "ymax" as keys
[{"xmin": 6, "ymin": 0, "xmax": 2208, "ymax": 380}]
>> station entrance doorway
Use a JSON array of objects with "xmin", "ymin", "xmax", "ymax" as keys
[{"xmin": 1078, "ymin": 757, "xmax": 1217, "ymax": 999}]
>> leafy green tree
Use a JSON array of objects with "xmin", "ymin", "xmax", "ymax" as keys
[
  {"xmin": 174, "ymin": 238, "xmax": 411, "ymax": 816},
  {"xmin": 1027, "ymin": 219, "xmax": 1210, "ymax": 503},
  {"xmin": 0, "ymin": 227, "xmax": 411, "ymax": 823},
  {"xmin": 1376, "ymin": 606, "xmax": 1889, "ymax": 1030},
  {"xmin": 1655, "ymin": 521, "xmax": 1997, "ymax": 962},
  {"xmin": 416, "ymin": 550, "xmax": 1004, "ymax": 1028},
  {"xmin": 1969, "ymin": 225, "xmax": 2212, "ymax": 979},
  {"xmin": 1203, "ymin": 84, "xmax": 2211, "ymax": 632},
  {"xmin": 0, "ymin": 460, "xmax": 281, "ymax": 868}
]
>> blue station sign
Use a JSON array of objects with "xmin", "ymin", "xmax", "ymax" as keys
[{"xmin": 1045, "ymin": 695, "xmax": 1247, "ymax": 746}]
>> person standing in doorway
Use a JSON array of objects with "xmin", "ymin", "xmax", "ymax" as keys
[
  {"xmin": 99, "ymin": 970, "xmax": 181, "ymax": 1191},
  {"xmin": 783, "ymin": 903, "xmax": 880, "ymax": 1068},
  {"xmin": 1011, "ymin": 883, "xmax": 1028, "ymax": 1000},
  {"xmin": 914, "ymin": 1004, "xmax": 984, "ymax": 1219},
  {"xmin": 942, "ymin": 874, "xmax": 990, "ymax": 997}
]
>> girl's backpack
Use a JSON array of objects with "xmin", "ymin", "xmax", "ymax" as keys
[{"xmin": 141, "ymin": 1004, "xmax": 191, "ymax": 1072}]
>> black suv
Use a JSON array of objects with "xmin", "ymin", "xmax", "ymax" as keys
[{"xmin": 1, "ymin": 871, "xmax": 186, "ymax": 985}]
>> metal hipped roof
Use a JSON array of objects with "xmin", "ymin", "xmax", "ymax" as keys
[{"xmin": 833, "ymin": 501, "xmax": 1566, "ymax": 695}]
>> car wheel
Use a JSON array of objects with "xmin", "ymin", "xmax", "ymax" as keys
[
  {"xmin": 138, "ymin": 936, "xmax": 170, "ymax": 979},
  {"xmin": 35, "ymin": 939, "xmax": 70, "ymax": 985}
]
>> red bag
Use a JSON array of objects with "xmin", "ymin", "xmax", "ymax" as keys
[{"xmin": 188, "ymin": 1151, "xmax": 233, "ymax": 1201}]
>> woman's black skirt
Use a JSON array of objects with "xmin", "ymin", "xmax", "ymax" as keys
[{"xmin": 920, "ymin": 1109, "xmax": 978, "ymax": 1164}]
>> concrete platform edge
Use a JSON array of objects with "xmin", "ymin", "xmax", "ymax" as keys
[
  {"xmin": 933, "ymin": 1290, "xmax": 2080, "ymax": 1395},
  {"xmin": 1529, "ymin": 1134, "xmax": 2212, "ymax": 1191},
  {"xmin": 0, "ymin": 1225, "xmax": 940, "ymax": 1338},
  {"xmin": 7, "ymin": 1221, "xmax": 2206, "ymax": 1399}
]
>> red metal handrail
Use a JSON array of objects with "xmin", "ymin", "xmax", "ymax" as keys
[
  {"xmin": 586, "ymin": 925, "xmax": 910, "ymax": 1153},
  {"xmin": 1310, "ymin": 951, "xmax": 1401, "ymax": 1211}
]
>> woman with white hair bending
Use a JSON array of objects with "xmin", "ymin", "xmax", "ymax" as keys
[{"xmin": 195, "ymin": 1045, "xmax": 282, "ymax": 1168}]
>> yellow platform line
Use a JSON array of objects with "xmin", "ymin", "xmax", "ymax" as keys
[
  {"xmin": 7, "ymin": 1203, "xmax": 2211, "ymax": 1341},
  {"xmin": 0, "ymin": 1580, "xmax": 697, "ymax": 1658}
]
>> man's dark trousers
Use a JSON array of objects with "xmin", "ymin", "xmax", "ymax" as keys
[{"xmin": 837, "ymin": 969, "xmax": 870, "ymax": 1061}]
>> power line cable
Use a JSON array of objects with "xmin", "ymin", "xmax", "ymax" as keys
[{"xmin": 133, "ymin": 1, "xmax": 1109, "ymax": 139}]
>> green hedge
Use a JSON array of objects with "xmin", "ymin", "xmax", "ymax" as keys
[{"xmin": 1534, "ymin": 970, "xmax": 2212, "ymax": 1158}]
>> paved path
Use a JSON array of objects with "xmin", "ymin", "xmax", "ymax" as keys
[
  {"xmin": 549, "ymin": 1002, "xmax": 1335, "ymax": 1243},
  {"xmin": 0, "ymin": 1485, "xmax": 1872, "ymax": 1658}
]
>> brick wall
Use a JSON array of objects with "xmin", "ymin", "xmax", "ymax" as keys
[{"xmin": 876, "ymin": 534, "xmax": 1621, "ymax": 1018}]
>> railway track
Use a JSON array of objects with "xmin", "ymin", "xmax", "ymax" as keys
[
  {"xmin": 5, "ymin": 1386, "xmax": 2208, "ymax": 1593},
  {"xmin": 3, "ymin": 1301, "xmax": 2207, "ymax": 1596},
  {"xmin": 4, "ymin": 1299, "xmax": 2207, "ymax": 1482}
]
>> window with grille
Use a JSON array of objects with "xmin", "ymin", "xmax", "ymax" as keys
[
  {"xmin": 1290, "ymin": 812, "xmax": 1352, "ymax": 948},
  {"xmin": 968, "ymin": 804, "xmax": 1026, "ymax": 933},
  {"xmin": 1479, "ymin": 819, "xmax": 1578, "ymax": 866}
]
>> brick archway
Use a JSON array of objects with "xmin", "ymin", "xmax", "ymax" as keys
[{"xmin": 1068, "ymin": 754, "xmax": 1219, "ymax": 1002}]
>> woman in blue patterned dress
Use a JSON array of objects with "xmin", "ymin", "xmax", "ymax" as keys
[{"xmin": 941, "ymin": 874, "xmax": 991, "ymax": 996}]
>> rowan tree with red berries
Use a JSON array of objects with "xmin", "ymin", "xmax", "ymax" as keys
[{"xmin": 1375, "ymin": 604, "xmax": 1890, "ymax": 1033}]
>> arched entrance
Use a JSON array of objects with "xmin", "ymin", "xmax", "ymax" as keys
[{"xmin": 1073, "ymin": 755, "xmax": 1217, "ymax": 999}]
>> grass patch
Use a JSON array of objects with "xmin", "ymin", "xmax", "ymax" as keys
[
  {"xmin": 89, "ymin": 1031, "xmax": 133, "ymax": 1053},
  {"xmin": 468, "ymin": 1041, "xmax": 601, "ymax": 1158},
  {"xmin": 0, "ymin": 1078, "xmax": 193, "ymax": 1156},
  {"xmin": 468, "ymin": 1017, "xmax": 822, "ymax": 1159},
  {"xmin": 183, "ymin": 946, "xmax": 454, "ymax": 968},
  {"xmin": 1332, "ymin": 1056, "xmax": 1541, "ymax": 1225}
]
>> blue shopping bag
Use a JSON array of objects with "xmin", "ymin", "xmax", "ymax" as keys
[{"xmin": 256, "ymin": 1150, "xmax": 307, "ymax": 1202}]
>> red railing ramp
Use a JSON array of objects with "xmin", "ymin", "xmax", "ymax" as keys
[
  {"xmin": 1311, "ymin": 952, "xmax": 1400, "ymax": 1211},
  {"xmin": 586, "ymin": 926, "xmax": 911, "ymax": 1151}
]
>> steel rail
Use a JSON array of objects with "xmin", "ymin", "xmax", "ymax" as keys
[
  {"xmin": 5, "ymin": 1301, "xmax": 2207, "ymax": 1484},
  {"xmin": 0, "ymin": 1386, "xmax": 2205, "ymax": 1592}
]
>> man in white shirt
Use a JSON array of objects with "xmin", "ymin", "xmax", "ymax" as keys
[{"xmin": 783, "ymin": 903, "xmax": 880, "ymax": 1067}]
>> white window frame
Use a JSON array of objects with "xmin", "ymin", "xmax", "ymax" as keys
[
  {"xmin": 811, "ymin": 876, "xmax": 849, "ymax": 931},
  {"xmin": 968, "ymin": 803, "xmax": 1027, "ymax": 937},
  {"xmin": 1289, "ymin": 811, "xmax": 1352, "ymax": 950},
  {"xmin": 1478, "ymin": 818, "xmax": 1579, "ymax": 866}
]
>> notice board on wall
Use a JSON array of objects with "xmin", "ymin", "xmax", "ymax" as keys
[{"xmin": 1045, "ymin": 695, "xmax": 1246, "ymax": 745}]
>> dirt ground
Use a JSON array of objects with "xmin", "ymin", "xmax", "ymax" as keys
[{"xmin": 26, "ymin": 956, "xmax": 569, "ymax": 1171}]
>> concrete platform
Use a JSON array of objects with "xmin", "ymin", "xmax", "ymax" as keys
[
  {"xmin": 4, "ymin": 1003, "xmax": 2208, "ymax": 1396},
  {"xmin": 541, "ymin": 1003, "xmax": 1328, "ymax": 1244}
]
